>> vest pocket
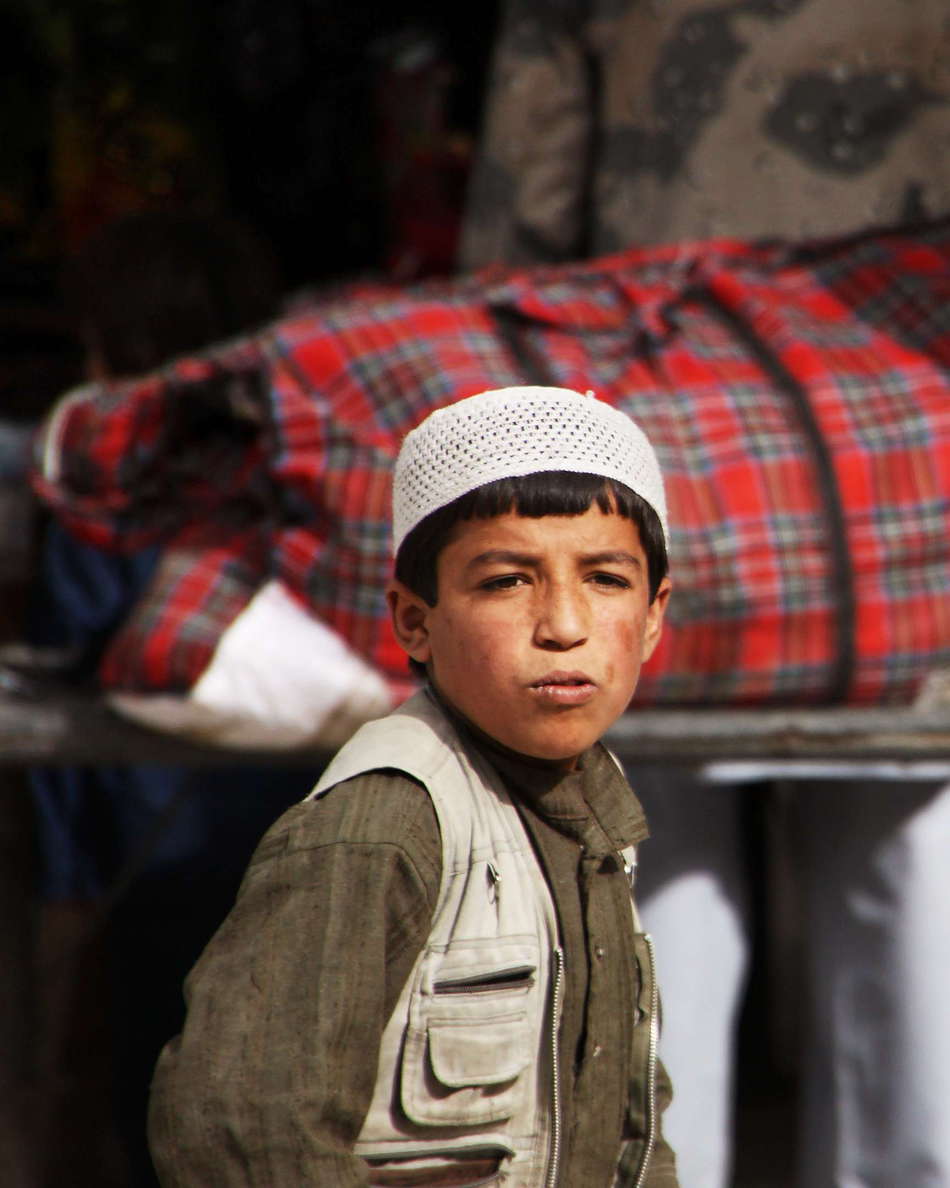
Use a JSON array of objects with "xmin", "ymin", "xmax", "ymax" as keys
[
  {"xmin": 401, "ymin": 942, "xmax": 538, "ymax": 1128},
  {"xmin": 365, "ymin": 1147, "xmax": 508, "ymax": 1187}
]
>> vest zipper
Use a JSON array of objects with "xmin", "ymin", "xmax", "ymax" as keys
[
  {"xmin": 545, "ymin": 946, "xmax": 565, "ymax": 1188},
  {"xmin": 632, "ymin": 933, "xmax": 659, "ymax": 1188},
  {"xmin": 487, "ymin": 861, "xmax": 501, "ymax": 904}
]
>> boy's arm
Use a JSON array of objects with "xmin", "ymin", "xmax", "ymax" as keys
[{"xmin": 148, "ymin": 773, "xmax": 441, "ymax": 1187}]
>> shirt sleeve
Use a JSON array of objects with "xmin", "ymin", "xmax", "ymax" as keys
[
  {"xmin": 31, "ymin": 379, "xmax": 170, "ymax": 549},
  {"xmin": 147, "ymin": 771, "xmax": 441, "ymax": 1187},
  {"xmin": 32, "ymin": 363, "xmax": 266, "ymax": 552}
]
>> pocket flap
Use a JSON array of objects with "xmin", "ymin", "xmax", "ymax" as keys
[{"xmin": 428, "ymin": 1015, "xmax": 531, "ymax": 1088}]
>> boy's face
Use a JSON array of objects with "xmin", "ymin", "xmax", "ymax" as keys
[{"xmin": 388, "ymin": 507, "xmax": 671, "ymax": 767}]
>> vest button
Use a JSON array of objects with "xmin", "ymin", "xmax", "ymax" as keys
[{"xmin": 595, "ymin": 944, "xmax": 606, "ymax": 959}]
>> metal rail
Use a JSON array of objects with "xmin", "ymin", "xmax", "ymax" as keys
[{"xmin": 2, "ymin": 691, "xmax": 948, "ymax": 768}]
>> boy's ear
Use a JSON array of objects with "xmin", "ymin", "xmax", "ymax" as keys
[
  {"xmin": 387, "ymin": 580, "xmax": 433, "ymax": 664},
  {"xmin": 640, "ymin": 576, "xmax": 672, "ymax": 664}
]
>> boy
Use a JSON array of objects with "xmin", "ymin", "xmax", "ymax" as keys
[{"xmin": 148, "ymin": 385, "xmax": 678, "ymax": 1187}]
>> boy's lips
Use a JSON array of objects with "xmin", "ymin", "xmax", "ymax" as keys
[{"xmin": 529, "ymin": 671, "xmax": 597, "ymax": 706}]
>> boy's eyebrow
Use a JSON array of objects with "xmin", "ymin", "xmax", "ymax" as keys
[
  {"xmin": 466, "ymin": 550, "xmax": 541, "ymax": 569},
  {"xmin": 580, "ymin": 551, "xmax": 643, "ymax": 569},
  {"xmin": 466, "ymin": 549, "xmax": 643, "ymax": 569}
]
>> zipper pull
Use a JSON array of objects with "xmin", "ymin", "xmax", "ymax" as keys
[
  {"xmin": 620, "ymin": 845, "xmax": 638, "ymax": 891},
  {"xmin": 487, "ymin": 861, "xmax": 501, "ymax": 904}
]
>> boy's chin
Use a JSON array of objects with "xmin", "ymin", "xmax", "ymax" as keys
[{"xmin": 500, "ymin": 723, "xmax": 605, "ymax": 768}]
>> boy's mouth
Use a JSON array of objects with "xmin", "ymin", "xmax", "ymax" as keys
[{"xmin": 530, "ymin": 672, "xmax": 597, "ymax": 705}]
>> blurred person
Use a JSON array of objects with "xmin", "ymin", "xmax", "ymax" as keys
[
  {"xmin": 461, "ymin": 4, "xmax": 950, "ymax": 1186},
  {"xmin": 26, "ymin": 209, "xmax": 321, "ymax": 1188}
]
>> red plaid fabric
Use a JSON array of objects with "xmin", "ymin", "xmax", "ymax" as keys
[{"xmin": 33, "ymin": 224, "xmax": 950, "ymax": 706}]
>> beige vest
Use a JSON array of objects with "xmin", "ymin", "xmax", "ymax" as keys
[{"xmin": 310, "ymin": 690, "xmax": 564, "ymax": 1186}]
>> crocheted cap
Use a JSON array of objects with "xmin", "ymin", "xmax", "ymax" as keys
[{"xmin": 392, "ymin": 385, "xmax": 668, "ymax": 553}]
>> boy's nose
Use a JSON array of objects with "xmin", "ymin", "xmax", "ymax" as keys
[{"xmin": 534, "ymin": 586, "xmax": 589, "ymax": 650}]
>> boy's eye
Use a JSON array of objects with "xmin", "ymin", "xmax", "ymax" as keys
[
  {"xmin": 479, "ymin": 573, "xmax": 528, "ymax": 591},
  {"xmin": 589, "ymin": 571, "xmax": 631, "ymax": 589}
]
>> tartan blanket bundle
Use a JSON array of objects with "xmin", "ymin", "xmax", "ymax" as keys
[{"xmin": 34, "ymin": 221, "xmax": 950, "ymax": 713}]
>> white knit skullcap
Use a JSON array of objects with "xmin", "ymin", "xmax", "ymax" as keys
[{"xmin": 392, "ymin": 385, "xmax": 668, "ymax": 553}]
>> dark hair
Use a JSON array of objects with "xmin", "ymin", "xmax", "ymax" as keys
[
  {"xmin": 63, "ymin": 210, "xmax": 280, "ymax": 377},
  {"xmin": 395, "ymin": 470, "xmax": 669, "ymax": 679}
]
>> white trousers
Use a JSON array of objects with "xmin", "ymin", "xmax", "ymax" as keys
[{"xmin": 631, "ymin": 769, "xmax": 950, "ymax": 1188}]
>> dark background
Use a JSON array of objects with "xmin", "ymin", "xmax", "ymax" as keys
[{"xmin": 1, "ymin": 0, "xmax": 499, "ymax": 420}]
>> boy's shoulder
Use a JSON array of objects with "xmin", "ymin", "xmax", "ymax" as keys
[
  {"xmin": 311, "ymin": 690, "xmax": 466, "ymax": 799},
  {"xmin": 251, "ymin": 765, "xmax": 440, "ymax": 870}
]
